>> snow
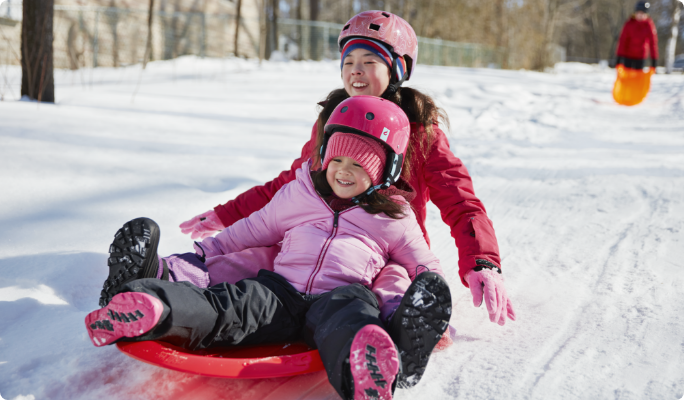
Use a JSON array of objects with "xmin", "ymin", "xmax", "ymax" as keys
[{"xmin": 1, "ymin": 57, "xmax": 683, "ymax": 400}]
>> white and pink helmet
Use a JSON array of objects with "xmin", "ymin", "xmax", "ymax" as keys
[{"xmin": 338, "ymin": 10, "xmax": 418, "ymax": 81}]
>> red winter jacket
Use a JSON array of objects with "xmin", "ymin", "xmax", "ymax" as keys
[
  {"xmin": 616, "ymin": 16, "xmax": 658, "ymax": 61},
  {"xmin": 214, "ymin": 123, "xmax": 501, "ymax": 287}
]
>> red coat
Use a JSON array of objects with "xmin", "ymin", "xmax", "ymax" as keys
[
  {"xmin": 214, "ymin": 123, "xmax": 501, "ymax": 287},
  {"xmin": 616, "ymin": 17, "xmax": 658, "ymax": 60}
]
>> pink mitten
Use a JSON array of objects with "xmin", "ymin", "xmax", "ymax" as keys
[
  {"xmin": 179, "ymin": 210, "xmax": 224, "ymax": 240},
  {"xmin": 434, "ymin": 324, "xmax": 456, "ymax": 351},
  {"xmin": 465, "ymin": 269, "xmax": 516, "ymax": 326}
]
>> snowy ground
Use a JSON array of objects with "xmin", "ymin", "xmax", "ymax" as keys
[{"xmin": 1, "ymin": 57, "xmax": 683, "ymax": 400}]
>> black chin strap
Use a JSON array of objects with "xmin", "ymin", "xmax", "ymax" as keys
[
  {"xmin": 350, "ymin": 181, "xmax": 390, "ymax": 205},
  {"xmin": 381, "ymin": 57, "xmax": 408, "ymax": 99}
]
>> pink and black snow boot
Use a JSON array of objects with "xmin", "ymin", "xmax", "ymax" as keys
[
  {"xmin": 85, "ymin": 291, "xmax": 163, "ymax": 347},
  {"xmin": 387, "ymin": 271, "xmax": 452, "ymax": 388},
  {"xmin": 349, "ymin": 324, "xmax": 400, "ymax": 400},
  {"xmin": 99, "ymin": 217, "xmax": 162, "ymax": 307}
]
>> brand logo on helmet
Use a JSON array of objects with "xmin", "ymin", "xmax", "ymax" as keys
[{"xmin": 380, "ymin": 127, "xmax": 390, "ymax": 141}]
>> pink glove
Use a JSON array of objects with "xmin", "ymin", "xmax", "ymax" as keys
[
  {"xmin": 465, "ymin": 269, "xmax": 516, "ymax": 326},
  {"xmin": 179, "ymin": 210, "xmax": 224, "ymax": 240}
]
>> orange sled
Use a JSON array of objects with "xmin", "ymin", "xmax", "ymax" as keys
[{"xmin": 612, "ymin": 65, "xmax": 654, "ymax": 106}]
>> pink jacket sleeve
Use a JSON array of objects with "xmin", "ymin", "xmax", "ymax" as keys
[
  {"xmin": 213, "ymin": 124, "xmax": 318, "ymax": 228},
  {"xmin": 200, "ymin": 185, "xmax": 288, "ymax": 257},
  {"xmin": 371, "ymin": 262, "xmax": 411, "ymax": 321},
  {"xmin": 389, "ymin": 218, "xmax": 443, "ymax": 277},
  {"xmin": 372, "ymin": 206, "xmax": 443, "ymax": 320}
]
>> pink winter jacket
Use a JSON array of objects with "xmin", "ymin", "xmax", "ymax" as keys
[{"xmin": 198, "ymin": 161, "xmax": 443, "ymax": 295}]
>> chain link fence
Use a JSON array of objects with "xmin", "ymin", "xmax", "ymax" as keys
[
  {"xmin": 276, "ymin": 18, "xmax": 505, "ymax": 68},
  {"xmin": 1, "ymin": 4, "xmax": 504, "ymax": 70}
]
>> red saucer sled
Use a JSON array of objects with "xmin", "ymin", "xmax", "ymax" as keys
[{"xmin": 117, "ymin": 340, "xmax": 325, "ymax": 379}]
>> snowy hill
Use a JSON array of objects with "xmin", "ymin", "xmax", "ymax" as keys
[{"xmin": 0, "ymin": 57, "xmax": 683, "ymax": 400}]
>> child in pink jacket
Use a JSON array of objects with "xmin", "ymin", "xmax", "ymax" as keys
[{"xmin": 86, "ymin": 96, "xmax": 452, "ymax": 400}]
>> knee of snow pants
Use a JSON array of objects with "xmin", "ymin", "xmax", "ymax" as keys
[
  {"xmin": 117, "ymin": 270, "xmax": 308, "ymax": 351},
  {"xmin": 304, "ymin": 283, "xmax": 384, "ymax": 400}
]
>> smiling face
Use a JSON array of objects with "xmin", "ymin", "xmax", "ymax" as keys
[
  {"xmin": 325, "ymin": 156, "xmax": 373, "ymax": 199},
  {"xmin": 342, "ymin": 48, "xmax": 391, "ymax": 97}
]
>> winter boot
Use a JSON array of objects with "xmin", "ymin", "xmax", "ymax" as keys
[
  {"xmin": 387, "ymin": 271, "xmax": 452, "ymax": 388},
  {"xmin": 99, "ymin": 217, "xmax": 161, "ymax": 307},
  {"xmin": 348, "ymin": 324, "xmax": 399, "ymax": 400},
  {"xmin": 85, "ymin": 291, "xmax": 163, "ymax": 347}
]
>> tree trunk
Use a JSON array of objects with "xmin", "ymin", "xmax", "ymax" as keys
[
  {"xmin": 495, "ymin": 0, "xmax": 509, "ymax": 68},
  {"xmin": 665, "ymin": 0, "xmax": 682, "ymax": 74},
  {"xmin": 234, "ymin": 0, "xmax": 242, "ymax": 57},
  {"xmin": 309, "ymin": 0, "xmax": 318, "ymax": 60},
  {"xmin": 21, "ymin": 0, "xmax": 54, "ymax": 103},
  {"xmin": 106, "ymin": 1, "xmax": 120, "ymax": 67},
  {"xmin": 143, "ymin": 0, "xmax": 155, "ymax": 68},
  {"xmin": 67, "ymin": 23, "xmax": 80, "ymax": 70},
  {"xmin": 296, "ymin": 0, "xmax": 302, "ymax": 60},
  {"xmin": 258, "ymin": 0, "xmax": 267, "ymax": 61},
  {"xmin": 589, "ymin": 0, "xmax": 601, "ymax": 62},
  {"xmin": 534, "ymin": 0, "xmax": 559, "ymax": 71},
  {"xmin": 270, "ymin": 0, "xmax": 278, "ymax": 56}
]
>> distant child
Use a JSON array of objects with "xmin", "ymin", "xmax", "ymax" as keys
[
  {"xmin": 86, "ymin": 96, "xmax": 452, "ymax": 400},
  {"xmin": 616, "ymin": 1, "xmax": 659, "ymax": 71}
]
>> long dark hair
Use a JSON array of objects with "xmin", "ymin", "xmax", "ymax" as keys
[
  {"xmin": 311, "ymin": 170, "xmax": 407, "ymax": 219},
  {"xmin": 312, "ymin": 87, "xmax": 450, "ymax": 181}
]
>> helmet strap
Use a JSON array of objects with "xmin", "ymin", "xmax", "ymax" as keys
[
  {"xmin": 381, "ymin": 57, "xmax": 408, "ymax": 99},
  {"xmin": 351, "ymin": 154, "xmax": 402, "ymax": 205},
  {"xmin": 383, "ymin": 153, "xmax": 403, "ymax": 184},
  {"xmin": 351, "ymin": 182, "xmax": 388, "ymax": 205}
]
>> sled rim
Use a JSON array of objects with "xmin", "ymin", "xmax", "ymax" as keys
[{"xmin": 116, "ymin": 340, "xmax": 324, "ymax": 379}]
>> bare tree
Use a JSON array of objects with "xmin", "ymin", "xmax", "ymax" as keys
[
  {"xmin": 296, "ymin": 0, "xmax": 302, "ymax": 59},
  {"xmin": 665, "ymin": 0, "xmax": 682, "ymax": 73},
  {"xmin": 143, "ymin": 0, "xmax": 155, "ymax": 68},
  {"xmin": 66, "ymin": 22, "xmax": 83, "ymax": 70},
  {"xmin": 267, "ymin": 0, "xmax": 278, "ymax": 56},
  {"xmin": 588, "ymin": 0, "xmax": 601, "ymax": 61},
  {"xmin": 105, "ymin": 0, "xmax": 120, "ymax": 67},
  {"xmin": 258, "ymin": 0, "xmax": 266, "ymax": 60},
  {"xmin": 309, "ymin": 0, "xmax": 319, "ymax": 60},
  {"xmin": 21, "ymin": 0, "xmax": 54, "ymax": 102},
  {"xmin": 234, "ymin": 0, "xmax": 242, "ymax": 57}
]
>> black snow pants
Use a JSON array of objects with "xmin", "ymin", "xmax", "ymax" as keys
[{"xmin": 118, "ymin": 269, "xmax": 385, "ymax": 399}]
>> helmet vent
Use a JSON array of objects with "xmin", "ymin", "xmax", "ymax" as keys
[
  {"xmin": 369, "ymin": 23, "xmax": 381, "ymax": 31},
  {"xmin": 343, "ymin": 24, "xmax": 350, "ymax": 31},
  {"xmin": 382, "ymin": 12, "xmax": 390, "ymax": 17},
  {"xmin": 341, "ymin": 106, "xmax": 348, "ymax": 113},
  {"xmin": 365, "ymin": 112, "xmax": 375, "ymax": 120}
]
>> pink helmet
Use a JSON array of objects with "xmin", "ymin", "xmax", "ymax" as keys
[
  {"xmin": 322, "ymin": 95, "xmax": 410, "ymax": 189},
  {"xmin": 338, "ymin": 10, "xmax": 418, "ymax": 80}
]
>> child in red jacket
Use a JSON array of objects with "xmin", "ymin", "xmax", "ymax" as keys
[
  {"xmin": 616, "ymin": 1, "xmax": 659, "ymax": 70},
  {"xmin": 180, "ymin": 11, "xmax": 516, "ymax": 333}
]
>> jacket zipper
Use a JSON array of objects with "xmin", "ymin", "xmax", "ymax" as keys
[{"xmin": 305, "ymin": 210, "xmax": 340, "ymax": 294}]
